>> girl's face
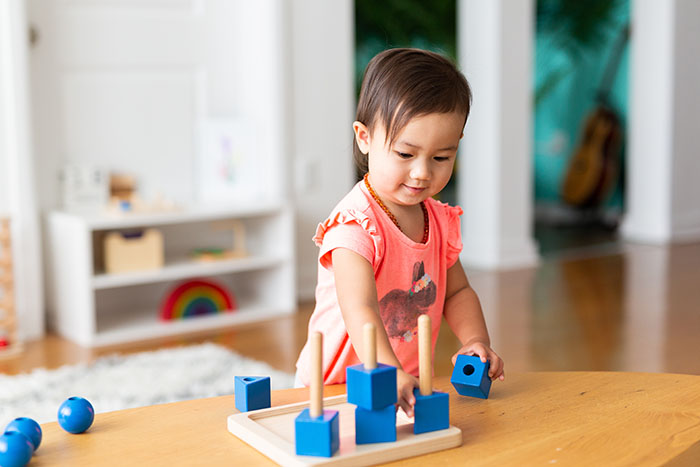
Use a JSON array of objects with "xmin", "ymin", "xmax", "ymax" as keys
[{"xmin": 354, "ymin": 111, "xmax": 464, "ymax": 210}]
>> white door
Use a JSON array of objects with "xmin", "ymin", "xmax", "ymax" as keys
[{"xmin": 28, "ymin": 0, "xmax": 286, "ymax": 211}]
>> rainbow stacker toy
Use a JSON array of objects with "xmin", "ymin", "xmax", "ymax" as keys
[{"xmin": 159, "ymin": 278, "xmax": 235, "ymax": 321}]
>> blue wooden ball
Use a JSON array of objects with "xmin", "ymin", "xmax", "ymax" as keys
[
  {"xmin": 5, "ymin": 417, "xmax": 42, "ymax": 452},
  {"xmin": 57, "ymin": 396, "xmax": 95, "ymax": 434},
  {"xmin": 0, "ymin": 430, "xmax": 33, "ymax": 467}
]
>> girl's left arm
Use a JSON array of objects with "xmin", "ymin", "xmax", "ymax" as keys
[{"xmin": 443, "ymin": 259, "xmax": 505, "ymax": 381}]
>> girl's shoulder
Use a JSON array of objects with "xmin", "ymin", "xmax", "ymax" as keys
[
  {"xmin": 312, "ymin": 182, "xmax": 378, "ymax": 247},
  {"xmin": 425, "ymin": 198, "xmax": 464, "ymax": 261},
  {"xmin": 334, "ymin": 181, "xmax": 372, "ymax": 212},
  {"xmin": 424, "ymin": 197, "xmax": 463, "ymax": 222}
]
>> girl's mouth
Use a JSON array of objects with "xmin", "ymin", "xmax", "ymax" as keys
[{"xmin": 403, "ymin": 184, "xmax": 427, "ymax": 194}]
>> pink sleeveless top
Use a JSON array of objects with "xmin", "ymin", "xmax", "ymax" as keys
[{"xmin": 295, "ymin": 181, "xmax": 463, "ymax": 385}]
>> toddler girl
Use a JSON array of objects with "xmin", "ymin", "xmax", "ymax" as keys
[{"xmin": 295, "ymin": 48, "xmax": 504, "ymax": 416}]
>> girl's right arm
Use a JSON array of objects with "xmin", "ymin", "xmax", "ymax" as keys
[{"xmin": 331, "ymin": 247, "xmax": 419, "ymax": 416}]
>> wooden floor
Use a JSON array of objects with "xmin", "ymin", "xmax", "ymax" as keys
[{"xmin": 2, "ymin": 240, "xmax": 699, "ymax": 379}]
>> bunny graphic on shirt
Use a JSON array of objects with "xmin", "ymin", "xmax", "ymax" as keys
[{"xmin": 379, "ymin": 261, "xmax": 437, "ymax": 341}]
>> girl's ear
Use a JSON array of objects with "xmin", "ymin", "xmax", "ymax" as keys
[{"xmin": 353, "ymin": 121, "xmax": 370, "ymax": 154}]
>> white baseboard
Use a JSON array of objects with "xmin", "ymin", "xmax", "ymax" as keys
[{"xmin": 461, "ymin": 237, "xmax": 539, "ymax": 271}]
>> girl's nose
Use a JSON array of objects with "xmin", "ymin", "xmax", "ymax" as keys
[{"xmin": 410, "ymin": 160, "xmax": 430, "ymax": 180}]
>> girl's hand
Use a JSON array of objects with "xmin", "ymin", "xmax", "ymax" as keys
[
  {"xmin": 451, "ymin": 340, "xmax": 505, "ymax": 381},
  {"xmin": 396, "ymin": 369, "xmax": 419, "ymax": 417}
]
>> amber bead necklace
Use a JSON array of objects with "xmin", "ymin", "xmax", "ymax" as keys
[{"xmin": 363, "ymin": 173, "xmax": 429, "ymax": 244}]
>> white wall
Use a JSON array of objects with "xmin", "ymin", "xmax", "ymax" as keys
[
  {"xmin": 290, "ymin": 0, "xmax": 355, "ymax": 300},
  {"xmin": 622, "ymin": 0, "xmax": 700, "ymax": 243},
  {"xmin": 29, "ymin": 0, "xmax": 288, "ymax": 211},
  {"xmin": 457, "ymin": 0, "xmax": 539, "ymax": 270}
]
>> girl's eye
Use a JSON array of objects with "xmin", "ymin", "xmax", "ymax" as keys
[
  {"xmin": 396, "ymin": 152, "xmax": 413, "ymax": 159},
  {"xmin": 434, "ymin": 156, "xmax": 451, "ymax": 162}
]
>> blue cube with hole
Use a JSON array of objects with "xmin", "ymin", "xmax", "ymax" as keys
[
  {"xmin": 234, "ymin": 376, "xmax": 271, "ymax": 412},
  {"xmin": 413, "ymin": 388, "xmax": 449, "ymax": 434},
  {"xmin": 346, "ymin": 363, "xmax": 397, "ymax": 411},
  {"xmin": 355, "ymin": 404, "xmax": 396, "ymax": 444},
  {"xmin": 295, "ymin": 408, "xmax": 340, "ymax": 457},
  {"xmin": 450, "ymin": 354, "xmax": 492, "ymax": 399}
]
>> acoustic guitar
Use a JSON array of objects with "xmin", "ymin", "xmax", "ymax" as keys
[{"xmin": 561, "ymin": 25, "xmax": 629, "ymax": 208}]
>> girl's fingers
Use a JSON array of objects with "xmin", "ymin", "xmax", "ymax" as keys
[
  {"xmin": 489, "ymin": 355, "xmax": 504, "ymax": 381},
  {"xmin": 399, "ymin": 395, "xmax": 414, "ymax": 418},
  {"xmin": 488, "ymin": 354, "xmax": 502, "ymax": 378},
  {"xmin": 472, "ymin": 344, "xmax": 489, "ymax": 363}
]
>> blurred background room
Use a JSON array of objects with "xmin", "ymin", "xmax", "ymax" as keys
[{"xmin": 1, "ymin": 0, "xmax": 699, "ymax": 398}]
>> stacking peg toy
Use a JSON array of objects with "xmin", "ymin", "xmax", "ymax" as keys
[
  {"xmin": 346, "ymin": 323, "xmax": 397, "ymax": 410},
  {"xmin": 413, "ymin": 314, "xmax": 450, "ymax": 434},
  {"xmin": 450, "ymin": 354, "xmax": 492, "ymax": 399},
  {"xmin": 353, "ymin": 323, "xmax": 397, "ymax": 444},
  {"xmin": 295, "ymin": 332, "xmax": 340, "ymax": 457},
  {"xmin": 234, "ymin": 376, "xmax": 271, "ymax": 412}
]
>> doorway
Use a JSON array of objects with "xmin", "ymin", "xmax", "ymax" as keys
[{"xmin": 533, "ymin": 0, "xmax": 630, "ymax": 257}]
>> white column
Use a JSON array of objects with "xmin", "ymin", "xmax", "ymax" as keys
[
  {"xmin": 457, "ymin": 0, "xmax": 539, "ymax": 270},
  {"xmin": 622, "ymin": 0, "xmax": 700, "ymax": 244},
  {"xmin": 0, "ymin": 0, "xmax": 44, "ymax": 339},
  {"xmin": 290, "ymin": 0, "xmax": 355, "ymax": 299}
]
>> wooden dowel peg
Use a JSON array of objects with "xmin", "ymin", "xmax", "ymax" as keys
[
  {"xmin": 418, "ymin": 314, "xmax": 432, "ymax": 396},
  {"xmin": 309, "ymin": 331, "xmax": 323, "ymax": 418},
  {"xmin": 364, "ymin": 322, "xmax": 377, "ymax": 370}
]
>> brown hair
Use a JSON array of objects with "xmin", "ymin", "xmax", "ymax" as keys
[{"xmin": 353, "ymin": 48, "xmax": 472, "ymax": 175}]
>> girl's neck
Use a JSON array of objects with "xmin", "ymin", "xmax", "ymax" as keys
[{"xmin": 363, "ymin": 174, "xmax": 429, "ymax": 243}]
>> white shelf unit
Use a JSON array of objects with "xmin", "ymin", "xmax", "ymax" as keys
[{"xmin": 46, "ymin": 204, "xmax": 295, "ymax": 347}]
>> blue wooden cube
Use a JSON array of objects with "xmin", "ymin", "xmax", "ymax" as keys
[
  {"xmin": 295, "ymin": 408, "xmax": 340, "ymax": 457},
  {"xmin": 346, "ymin": 363, "xmax": 397, "ymax": 410},
  {"xmin": 450, "ymin": 354, "xmax": 492, "ymax": 399},
  {"xmin": 413, "ymin": 388, "xmax": 449, "ymax": 434},
  {"xmin": 355, "ymin": 404, "xmax": 396, "ymax": 444},
  {"xmin": 234, "ymin": 376, "xmax": 271, "ymax": 412}
]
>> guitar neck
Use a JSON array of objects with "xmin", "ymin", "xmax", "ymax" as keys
[{"xmin": 596, "ymin": 24, "xmax": 630, "ymax": 106}]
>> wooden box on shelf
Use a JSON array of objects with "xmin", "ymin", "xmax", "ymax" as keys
[
  {"xmin": 47, "ymin": 204, "xmax": 295, "ymax": 347},
  {"xmin": 104, "ymin": 228, "xmax": 164, "ymax": 274}
]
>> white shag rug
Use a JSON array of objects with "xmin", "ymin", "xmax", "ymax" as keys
[{"xmin": 0, "ymin": 343, "xmax": 294, "ymax": 427}]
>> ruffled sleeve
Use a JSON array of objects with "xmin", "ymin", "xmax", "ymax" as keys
[
  {"xmin": 312, "ymin": 209, "xmax": 385, "ymax": 271},
  {"xmin": 445, "ymin": 205, "xmax": 463, "ymax": 267}
]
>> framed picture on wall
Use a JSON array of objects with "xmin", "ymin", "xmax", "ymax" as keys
[{"xmin": 196, "ymin": 118, "xmax": 260, "ymax": 205}]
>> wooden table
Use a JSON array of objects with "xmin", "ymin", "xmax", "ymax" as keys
[{"xmin": 35, "ymin": 372, "xmax": 700, "ymax": 466}]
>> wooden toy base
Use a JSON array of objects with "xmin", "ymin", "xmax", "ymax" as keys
[{"xmin": 227, "ymin": 394, "xmax": 462, "ymax": 466}]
